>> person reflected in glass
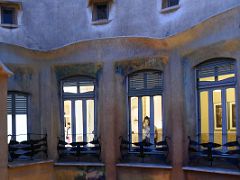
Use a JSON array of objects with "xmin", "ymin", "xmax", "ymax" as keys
[{"xmin": 142, "ymin": 116, "xmax": 158, "ymax": 144}]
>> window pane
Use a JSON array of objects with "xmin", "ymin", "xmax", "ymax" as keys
[
  {"xmin": 154, "ymin": 96, "xmax": 162, "ymax": 142},
  {"xmin": 75, "ymin": 100, "xmax": 83, "ymax": 142},
  {"xmin": 226, "ymin": 88, "xmax": 236, "ymax": 143},
  {"xmin": 142, "ymin": 96, "xmax": 150, "ymax": 142},
  {"xmin": 87, "ymin": 100, "xmax": 94, "ymax": 145},
  {"xmin": 1, "ymin": 8, "xmax": 15, "ymax": 24},
  {"xmin": 213, "ymin": 90, "xmax": 222, "ymax": 145},
  {"xmin": 96, "ymin": 4, "xmax": 108, "ymax": 20},
  {"xmin": 218, "ymin": 74, "xmax": 235, "ymax": 81},
  {"xmin": 130, "ymin": 97, "xmax": 138, "ymax": 144},
  {"xmin": 79, "ymin": 85, "xmax": 94, "ymax": 93},
  {"xmin": 200, "ymin": 91, "xmax": 209, "ymax": 143},
  {"xmin": 64, "ymin": 100, "xmax": 72, "ymax": 143},
  {"xmin": 199, "ymin": 76, "xmax": 215, "ymax": 82},
  {"xmin": 8, "ymin": 115, "xmax": 12, "ymax": 142},
  {"xmin": 16, "ymin": 115, "xmax": 27, "ymax": 142},
  {"xmin": 63, "ymin": 82, "xmax": 77, "ymax": 94}
]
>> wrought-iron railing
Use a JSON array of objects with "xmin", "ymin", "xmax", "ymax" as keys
[
  {"xmin": 8, "ymin": 133, "xmax": 48, "ymax": 162},
  {"xmin": 57, "ymin": 135, "xmax": 101, "ymax": 160},
  {"xmin": 119, "ymin": 136, "xmax": 169, "ymax": 163},
  {"xmin": 188, "ymin": 136, "xmax": 240, "ymax": 168}
]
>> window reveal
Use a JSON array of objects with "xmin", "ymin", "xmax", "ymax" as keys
[
  {"xmin": 128, "ymin": 71, "xmax": 163, "ymax": 150},
  {"xmin": 62, "ymin": 77, "xmax": 96, "ymax": 145}
]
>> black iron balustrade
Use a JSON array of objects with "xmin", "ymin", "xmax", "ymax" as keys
[
  {"xmin": 57, "ymin": 136, "xmax": 101, "ymax": 160},
  {"xmin": 188, "ymin": 136, "xmax": 240, "ymax": 168},
  {"xmin": 8, "ymin": 133, "xmax": 48, "ymax": 162},
  {"xmin": 119, "ymin": 136, "xmax": 169, "ymax": 163}
]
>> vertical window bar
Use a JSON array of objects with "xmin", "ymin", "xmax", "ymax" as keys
[
  {"xmin": 150, "ymin": 96, "xmax": 154, "ymax": 145},
  {"xmin": 12, "ymin": 94, "xmax": 16, "ymax": 139},
  {"xmin": 208, "ymin": 90, "xmax": 214, "ymax": 142},
  {"xmin": 221, "ymin": 89, "xmax": 227, "ymax": 151},
  {"xmin": 128, "ymin": 97, "xmax": 132, "ymax": 147},
  {"xmin": 71, "ymin": 100, "xmax": 76, "ymax": 142},
  {"xmin": 138, "ymin": 97, "xmax": 143, "ymax": 142},
  {"xmin": 83, "ymin": 99, "xmax": 87, "ymax": 142}
]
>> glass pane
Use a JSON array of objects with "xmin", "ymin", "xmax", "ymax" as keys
[
  {"xmin": 16, "ymin": 115, "xmax": 27, "ymax": 142},
  {"xmin": 75, "ymin": 100, "xmax": 83, "ymax": 142},
  {"xmin": 7, "ymin": 115, "xmax": 12, "ymax": 142},
  {"xmin": 2, "ymin": 8, "xmax": 14, "ymax": 24},
  {"xmin": 79, "ymin": 85, "xmax": 94, "ymax": 93},
  {"xmin": 130, "ymin": 97, "xmax": 138, "ymax": 144},
  {"xmin": 226, "ymin": 88, "xmax": 236, "ymax": 144},
  {"xmin": 64, "ymin": 100, "xmax": 72, "ymax": 143},
  {"xmin": 199, "ymin": 76, "xmax": 215, "ymax": 82},
  {"xmin": 200, "ymin": 91, "xmax": 209, "ymax": 143},
  {"xmin": 63, "ymin": 82, "xmax": 77, "ymax": 94},
  {"xmin": 87, "ymin": 100, "xmax": 95, "ymax": 145},
  {"xmin": 142, "ymin": 96, "xmax": 150, "ymax": 143},
  {"xmin": 154, "ymin": 96, "xmax": 162, "ymax": 142},
  {"xmin": 218, "ymin": 74, "xmax": 235, "ymax": 81},
  {"xmin": 213, "ymin": 90, "xmax": 222, "ymax": 145}
]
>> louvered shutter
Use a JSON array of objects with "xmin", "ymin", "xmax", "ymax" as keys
[
  {"xmin": 7, "ymin": 95, "xmax": 12, "ymax": 114},
  {"xmin": 15, "ymin": 95, "xmax": 27, "ymax": 114},
  {"xmin": 128, "ymin": 71, "xmax": 163, "ymax": 96},
  {"xmin": 197, "ymin": 60, "xmax": 235, "ymax": 78}
]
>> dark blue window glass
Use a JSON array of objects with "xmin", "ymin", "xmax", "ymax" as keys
[{"xmin": 1, "ymin": 7, "xmax": 15, "ymax": 24}]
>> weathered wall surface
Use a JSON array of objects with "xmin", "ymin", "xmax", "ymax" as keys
[
  {"xmin": 8, "ymin": 162, "xmax": 54, "ymax": 180},
  {"xmin": 0, "ymin": 0, "xmax": 239, "ymax": 50},
  {"xmin": 0, "ymin": 1, "xmax": 239, "ymax": 180}
]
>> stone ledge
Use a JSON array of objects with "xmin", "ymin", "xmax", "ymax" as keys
[
  {"xmin": 160, "ymin": 5, "xmax": 180, "ymax": 14},
  {"xmin": 116, "ymin": 163, "xmax": 172, "ymax": 169},
  {"xmin": 0, "ymin": 23, "xmax": 18, "ymax": 29},
  {"xmin": 183, "ymin": 166, "xmax": 240, "ymax": 176},
  {"xmin": 54, "ymin": 162, "xmax": 105, "ymax": 167},
  {"xmin": 8, "ymin": 160, "xmax": 54, "ymax": 168},
  {"xmin": 92, "ymin": 19, "xmax": 111, "ymax": 25}
]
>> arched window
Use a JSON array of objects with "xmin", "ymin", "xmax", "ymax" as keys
[
  {"xmin": 196, "ymin": 58, "xmax": 237, "ymax": 149},
  {"xmin": 128, "ymin": 70, "xmax": 164, "ymax": 149},
  {"xmin": 61, "ymin": 76, "xmax": 97, "ymax": 144}
]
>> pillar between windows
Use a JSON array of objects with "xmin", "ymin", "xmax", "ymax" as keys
[{"xmin": 0, "ymin": 62, "xmax": 13, "ymax": 179}]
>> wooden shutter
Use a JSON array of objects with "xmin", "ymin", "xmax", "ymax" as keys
[{"xmin": 128, "ymin": 71, "xmax": 163, "ymax": 96}]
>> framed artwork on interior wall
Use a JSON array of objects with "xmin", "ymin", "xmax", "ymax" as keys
[
  {"xmin": 214, "ymin": 103, "xmax": 222, "ymax": 130},
  {"xmin": 229, "ymin": 102, "xmax": 236, "ymax": 130}
]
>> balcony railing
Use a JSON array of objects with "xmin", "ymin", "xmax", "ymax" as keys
[
  {"xmin": 8, "ymin": 133, "xmax": 48, "ymax": 162},
  {"xmin": 57, "ymin": 134, "xmax": 101, "ymax": 161},
  {"xmin": 119, "ymin": 136, "xmax": 169, "ymax": 163},
  {"xmin": 188, "ymin": 136, "xmax": 240, "ymax": 168}
]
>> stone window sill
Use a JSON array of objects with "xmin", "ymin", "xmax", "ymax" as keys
[
  {"xmin": 0, "ymin": 23, "xmax": 18, "ymax": 29},
  {"xmin": 92, "ymin": 19, "xmax": 111, "ymax": 25},
  {"xmin": 116, "ymin": 163, "xmax": 172, "ymax": 169},
  {"xmin": 8, "ymin": 159, "xmax": 54, "ymax": 168},
  {"xmin": 54, "ymin": 162, "xmax": 105, "ymax": 167},
  {"xmin": 183, "ymin": 166, "xmax": 240, "ymax": 176},
  {"xmin": 160, "ymin": 5, "xmax": 180, "ymax": 14}
]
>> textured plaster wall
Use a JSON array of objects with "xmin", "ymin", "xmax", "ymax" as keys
[
  {"xmin": 0, "ymin": 2, "xmax": 239, "ymax": 180},
  {"xmin": 0, "ymin": 0, "xmax": 239, "ymax": 50}
]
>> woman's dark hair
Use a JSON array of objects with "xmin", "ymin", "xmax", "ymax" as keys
[{"xmin": 143, "ymin": 116, "xmax": 150, "ymax": 125}]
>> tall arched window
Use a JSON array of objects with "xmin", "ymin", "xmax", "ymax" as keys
[
  {"xmin": 196, "ymin": 58, "xmax": 237, "ymax": 149},
  {"xmin": 128, "ymin": 70, "xmax": 164, "ymax": 149},
  {"xmin": 61, "ymin": 76, "xmax": 97, "ymax": 144}
]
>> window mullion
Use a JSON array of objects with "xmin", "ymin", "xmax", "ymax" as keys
[
  {"xmin": 150, "ymin": 96, "xmax": 154, "ymax": 145},
  {"xmin": 83, "ymin": 99, "xmax": 87, "ymax": 143},
  {"xmin": 208, "ymin": 90, "xmax": 214, "ymax": 142},
  {"xmin": 138, "ymin": 97, "xmax": 143, "ymax": 142},
  {"xmin": 71, "ymin": 100, "xmax": 76, "ymax": 142},
  {"xmin": 221, "ymin": 89, "xmax": 227, "ymax": 151},
  {"xmin": 12, "ymin": 94, "xmax": 16, "ymax": 139}
]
